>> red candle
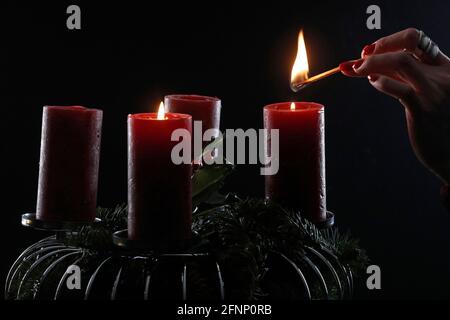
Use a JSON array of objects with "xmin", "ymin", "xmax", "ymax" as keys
[
  {"xmin": 36, "ymin": 106, "xmax": 103, "ymax": 222},
  {"xmin": 264, "ymin": 102, "xmax": 326, "ymax": 223},
  {"xmin": 164, "ymin": 95, "xmax": 221, "ymax": 161},
  {"xmin": 128, "ymin": 103, "xmax": 192, "ymax": 250}
]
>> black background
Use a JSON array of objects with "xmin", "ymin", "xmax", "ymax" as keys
[{"xmin": 1, "ymin": 0, "xmax": 450, "ymax": 300}]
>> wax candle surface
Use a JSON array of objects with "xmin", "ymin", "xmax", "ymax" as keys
[
  {"xmin": 164, "ymin": 95, "xmax": 220, "ymax": 133},
  {"xmin": 36, "ymin": 106, "xmax": 103, "ymax": 222},
  {"xmin": 128, "ymin": 113, "xmax": 192, "ymax": 250},
  {"xmin": 165, "ymin": 95, "xmax": 221, "ymax": 160},
  {"xmin": 264, "ymin": 102, "xmax": 326, "ymax": 223}
]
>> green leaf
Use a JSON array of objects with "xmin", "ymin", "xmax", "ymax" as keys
[
  {"xmin": 192, "ymin": 164, "xmax": 234, "ymax": 207},
  {"xmin": 194, "ymin": 135, "xmax": 224, "ymax": 161}
]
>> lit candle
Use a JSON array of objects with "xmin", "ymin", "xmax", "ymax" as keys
[
  {"xmin": 128, "ymin": 102, "xmax": 192, "ymax": 250},
  {"xmin": 264, "ymin": 29, "xmax": 327, "ymax": 223},
  {"xmin": 264, "ymin": 102, "xmax": 326, "ymax": 223},
  {"xmin": 36, "ymin": 106, "xmax": 103, "ymax": 222}
]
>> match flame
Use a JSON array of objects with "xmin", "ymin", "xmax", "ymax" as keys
[
  {"xmin": 157, "ymin": 101, "xmax": 165, "ymax": 120},
  {"xmin": 290, "ymin": 102, "xmax": 296, "ymax": 110},
  {"xmin": 290, "ymin": 30, "xmax": 309, "ymax": 85}
]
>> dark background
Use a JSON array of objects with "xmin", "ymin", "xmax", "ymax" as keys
[{"xmin": 1, "ymin": 0, "xmax": 450, "ymax": 300}]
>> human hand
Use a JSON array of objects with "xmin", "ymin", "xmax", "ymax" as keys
[{"xmin": 340, "ymin": 28, "xmax": 450, "ymax": 184}]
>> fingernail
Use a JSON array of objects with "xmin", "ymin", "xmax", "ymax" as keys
[
  {"xmin": 368, "ymin": 74, "xmax": 379, "ymax": 82},
  {"xmin": 352, "ymin": 59, "xmax": 364, "ymax": 71},
  {"xmin": 362, "ymin": 43, "xmax": 376, "ymax": 57},
  {"xmin": 339, "ymin": 61, "xmax": 355, "ymax": 72}
]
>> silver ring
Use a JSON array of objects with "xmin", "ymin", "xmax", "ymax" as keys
[{"xmin": 416, "ymin": 30, "xmax": 440, "ymax": 60}]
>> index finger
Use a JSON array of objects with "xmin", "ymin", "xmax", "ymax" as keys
[
  {"xmin": 368, "ymin": 28, "xmax": 420, "ymax": 56},
  {"xmin": 365, "ymin": 28, "xmax": 449, "ymax": 65}
]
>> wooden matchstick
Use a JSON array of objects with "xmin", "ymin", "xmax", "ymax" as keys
[{"xmin": 291, "ymin": 66, "xmax": 341, "ymax": 92}]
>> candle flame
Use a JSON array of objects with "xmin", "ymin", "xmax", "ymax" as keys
[
  {"xmin": 157, "ymin": 101, "xmax": 165, "ymax": 120},
  {"xmin": 290, "ymin": 102, "xmax": 296, "ymax": 110},
  {"xmin": 290, "ymin": 29, "xmax": 309, "ymax": 86}
]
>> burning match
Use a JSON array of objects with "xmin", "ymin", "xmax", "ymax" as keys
[
  {"xmin": 290, "ymin": 29, "xmax": 342, "ymax": 92},
  {"xmin": 290, "ymin": 66, "xmax": 341, "ymax": 92}
]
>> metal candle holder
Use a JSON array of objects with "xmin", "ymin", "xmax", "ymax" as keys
[
  {"xmin": 6, "ymin": 211, "xmax": 352, "ymax": 300},
  {"xmin": 317, "ymin": 211, "xmax": 335, "ymax": 229},
  {"xmin": 21, "ymin": 213, "xmax": 101, "ymax": 232}
]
